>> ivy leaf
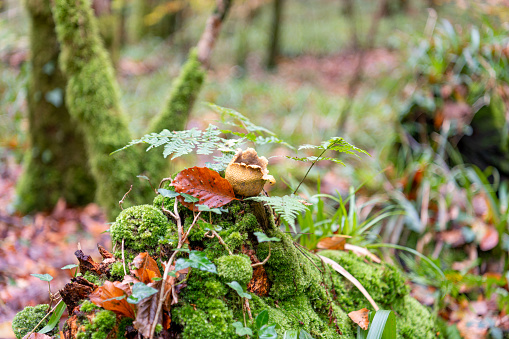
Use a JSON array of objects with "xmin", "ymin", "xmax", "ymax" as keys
[
  {"xmin": 259, "ymin": 324, "xmax": 278, "ymax": 339},
  {"xmin": 246, "ymin": 195, "xmax": 310, "ymax": 232},
  {"xmin": 127, "ymin": 282, "xmax": 159, "ymax": 304},
  {"xmin": 172, "ymin": 167, "xmax": 237, "ymax": 211},
  {"xmin": 283, "ymin": 330, "xmax": 298, "ymax": 339},
  {"xmin": 158, "ymin": 188, "xmax": 180, "ymax": 198},
  {"xmin": 61, "ymin": 264, "xmax": 78, "ymax": 270},
  {"xmin": 226, "ymin": 281, "xmax": 251, "ymax": 299},
  {"xmin": 174, "ymin": 251, "xmax": 217, "ymax": 274},
  {"xmin": 255, "ymin": 310, "xmax": 269, "ymax": 329},
  {"xmin": 254, "ymin": 232, "xmax": 281, "ymax": 243},
  {"xmin": 180, "ymin": 193, "xmax": 200, "ymax": 203},
  {"xmin": 232, "ymin": 322, "xmax": 253, "ymax": 336},
  {"xmin": 137, "ymin": 175, "xmax": 150, "ymax": 181},
  {"xmin": 299, "ymin": 330, "xmax": 313, "ymax": 339},
  {"xmin": 31, "ymin": 274, "xmax": 53, "ymax": 282},
  {"xmin": 38, "ymin": 301, "xmax": 65, "ymax": 334},
  {"xmin": 196, "ymin": 204, "xmax": 227, "ymax": 214}
]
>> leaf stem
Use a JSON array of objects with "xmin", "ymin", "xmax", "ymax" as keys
[{"xmin": 293, "ymin": 148, "xmax": 328, "ymax": 195}]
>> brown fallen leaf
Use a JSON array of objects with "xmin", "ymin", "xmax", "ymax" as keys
[
  {"xmin": 60, "ymin": 276, "xmax": 98, "ymax": 313},
  {"xmin": 348, "ymin": 308, "xmax": 370, "ymax": 330},
  {"xmin": 133, "ymin": 280, "xmax": 164, "ymax": 338},
  {"xmin": 316, "ymin": 236, "xmax": 347, "ymax": 250},
  {"xmin": 132, "ymin": 252, "xmax": 161, "ymax": 284},
  {"xmin": 171, "ymin": 166, "xmax": 237, "ymax": 211},
  {"xmin": 89, "ymin": 281, "xmax": 135, "ymax": 318}
]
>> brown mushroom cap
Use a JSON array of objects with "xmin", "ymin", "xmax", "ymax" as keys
[{"xmin": 225, "ymin": 148, "xmax": 275, "ymax": 197}]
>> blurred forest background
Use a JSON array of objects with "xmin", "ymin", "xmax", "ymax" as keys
[{"xmin": 1, "ymin": 0, "xmax": 509, "ymax": 337}]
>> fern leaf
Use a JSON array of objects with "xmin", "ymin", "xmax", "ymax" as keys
[
  {"xmin": 245, "ymin": 195, "xmax": 310, "ymax": 232},
  {"xmin": 289, "ymin": 137, "xmax": 368, "ymax": 165}
]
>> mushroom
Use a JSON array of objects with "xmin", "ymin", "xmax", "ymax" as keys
[{"xmin": 225, "ymin": 148, "xmax": 276, "ymax": 197}]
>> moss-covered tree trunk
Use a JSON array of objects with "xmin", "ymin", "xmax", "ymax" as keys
[
  {"xmin": 51, "ymin": 0, "xmax": 230, "ymax": 219},
  {"xmin": 266, "ymin": 0, "xmax": 283, "ymax": 70},
  {"xmin": 16, "ymin": 0, "xmax": 96, "ymax": 214}
]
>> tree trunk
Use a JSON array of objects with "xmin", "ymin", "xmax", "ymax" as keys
[
  {"xmin": 266, "ymin": 0, "xmax": 283, "ymax": 70},
  {"xmin": 51, "ymin": 0, "xmax": 232, "ymax": 219},
  {"xmin": 16, "ymin": 0, "xmax": 96, "ymax": 214}
]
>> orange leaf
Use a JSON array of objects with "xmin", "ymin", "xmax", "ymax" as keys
[
  {"xmin": 171, "ymin": 167, "xmax": 237, "ymax": 211},
  {"xmin": 480, "ymin": 225, "xmax": 499, "ymax": 251},
  {"xmin": 316, "ymin": 236, "xmax": 347, "ymax": 250},
  {"xmin": 89, "ymin": 281, "xmax": 135, "ymax": 318},
  {"xmin": 348, "ymin": 308, "xmax": 369, "ymax": 330},
  {"xmin": 133, "ymin": 252, "xmax": 162, "ymax": 284}
]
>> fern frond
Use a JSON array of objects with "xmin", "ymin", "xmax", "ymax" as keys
[
  {"xmin": 288, "ymin": 137, "xmax": 369, "ymax": 165},
  {"xmin": 207, "ymin": 103, "xmax": 295, "ymax": 150},
  {"xmin": 245, "ymin": 195, "xmax": 310, "ymax": 232},
  {"xmin": 112, "ymin": 125, "xmax": 245, "ymax": 163}
]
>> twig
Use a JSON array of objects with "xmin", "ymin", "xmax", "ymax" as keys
[
  {"xmin": 158, "ymin": 177, "xmax": 173, "ymax": 189},
  {"xmin": 205, "ymin": 230, "xmax": 233, "ymax": 255},
  {"xmin": 119, "ymin": 185, "xmax": 133, "ymax": 210},
  {"xmin": 149, "ymin": 211, "xmax": 201, "ymax": 339},
  {"xmin": 121, "ymin": 238, "xmax": 127, "ymax": 276},
  {"xmin": 251, "ymin": 243, "xmax": 271, "ymax": 267},
  {"xmin": 244, "ymin": 298, "xmax": 253, "ymax": 320},
  {"xmin": 25, "ymin": 299, "xmax": 63, "ymax": 339}
]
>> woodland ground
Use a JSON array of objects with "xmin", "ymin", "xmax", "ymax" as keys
[{"xmin": 1, "ymin": 0, "xmax": 508, "ymax": 338}]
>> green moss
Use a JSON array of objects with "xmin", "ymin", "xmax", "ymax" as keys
[
  {"xmin": 110, "ymin": 205, "xmax": 171, "ymax": 254},
  {"xmin": 234, "ymin": 213, "xmax": 259, "ymax": 233},
  {"xmin": 12, "ymin": 304, "xmax": 49, "ymax": 339},
  {"xmin": 109, "ymin": 261, "xmax": 125, "ymax": 281},
  {"xmin": 116, "ymin": 318, "xmax": 133, "ymax": 339},
  {"xmin": 319, "ymin": 250, "xmax": 408, "ymax": 312},
  {"xmin": 76, "ymin": 309, "xmax": 117, "ymax": 339},
  {"xmin": 216, "ymin": 254, "xmax": 253, "ymax": 286},
  {"xmin": 392, "ymin": 296, "xmax": 437, "ymax": 339},
  {"xmin": 80, "ymin": 300, "xmax": 99, "ymax": 313},
  {"xmin": 83, "ymin": 271, "xmax": 105, "ymax": 286},
  {"xmin": 225, "ymin": 231, "xmax": 247, "ymax": 251}
]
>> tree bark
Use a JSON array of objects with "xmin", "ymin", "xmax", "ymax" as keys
[
  {"xmin": 266, "ymin": 0, "xmax": 283, "ymax": 70},
  {"xmin": 16, "ymin": 0, "xmax": 95, "ymax": 214}
]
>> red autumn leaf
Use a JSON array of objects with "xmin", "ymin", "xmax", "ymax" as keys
[
  {"xmin": 89, "ymin": 281, "xmax": 135, "ymax": 318},
  {"xmin": 133, "ymin": 252, "xmax": 161, "ymax": 284},
  {"xmin": 348, "ymin": 308, "xmax": 369, "ymax": 330},
  {"xmin": 171, "ymin": 167, "xmax": 237, "ymax": 211}
]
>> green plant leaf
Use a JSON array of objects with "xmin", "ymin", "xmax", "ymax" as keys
[
  {"xmin": 254, "ymin": 232, "xmax": 281, "ymax": 243},
  {"xmin": 232, "ymin": 322, "xmax": 253, "ymax": 336},
  {"xmin": 61, "ymin": 264, "xmax": 78, "ymax": 270},
  {"xmin": 259, "ymin": 324, "xmax": 278, "ymax": 339},
  {"xmin": 174, "ymin": 251, "xmax": 217, "ymax": 274},
  {"xmin": 226, "ymin": 281, "xmax": 251, "ymax": 299},
  {"xmin": 299, "ymin": 330, "xmax": 313, "ymax": 339},
  {"xmin": 283, "ymin": 330, "xmax": 298, "ymax": 339},
  {"xmin": 181, "ymin": 192, "xmax": 200, "ymax": 203},
  {"xmin": 137, "ymin": 175, "xmax": 150, "ymax": 181},
  {"xmin": 126, "ymin": 282, "xmax": 158, "ymax": 304},
  {"xmin": 38, "ymin": 300, "xmax": 66, "ymax": 334},
  {"xmin": 255, "ymin": 310, "xmax": 269, "ymax": 329},
  {"xmin": 246, "ymin": 195, "xmax": 310, "ymax": 232},
  {"xmin": 31, "ymin": 274, "xmax": 53, "ymax": 282},
  {"xmin": 365, "ymin": 310, "xmax": 396, "ymax": 339},
  {"xmin": 196, "ymin": 204, "xmax": 227, "ymax": 214},
  {"xmin": 158, "ymin": 188, "xmax": 180, "ymax": 198}
]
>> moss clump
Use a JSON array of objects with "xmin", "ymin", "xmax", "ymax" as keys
[
  {"xmin": 109, "ymin": 261, "xmax": 125, "ymax": 281},
  {"xmin": 110, "ymin": 205, "xmax": 171, "ymax": 255},
  {"xmin": 76, "ymin": 309, "xmax": 117, "ymax": 339},
  {"xmin": 216, "ymin": 254, "xmax": 253, "ymax": 286},
  {"xmin": 83, "ymin": 271, "xmax": 105, "ymax": 286},
  {"xmin": 172, "ymin": 270, "xmax": 235, "ymax": 339},
  {"xmin": 12, "ymin": 304, "xmax": 49, "ymax": 339},
  {"xmin": 80, "ymin": 300, "xmax": 99, "ymax": 313}
]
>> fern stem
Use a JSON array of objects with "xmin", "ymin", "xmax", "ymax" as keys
[{"xmin": 293, "ymin": 148, "xmax": 328, "ymax": 194}]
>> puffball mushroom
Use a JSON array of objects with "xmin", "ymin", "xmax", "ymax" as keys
[{"xmin": 225, "ymin": 148, "xmax": 276, "ymax": 197}]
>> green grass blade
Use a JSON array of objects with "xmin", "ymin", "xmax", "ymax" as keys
[
  {"xmin": 38, "ymin": 300, "xmax": 65, "ymax": 334},
  {"xmin": 366, "ymin": 310, "xmax": 396, "ymax": 339}
]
